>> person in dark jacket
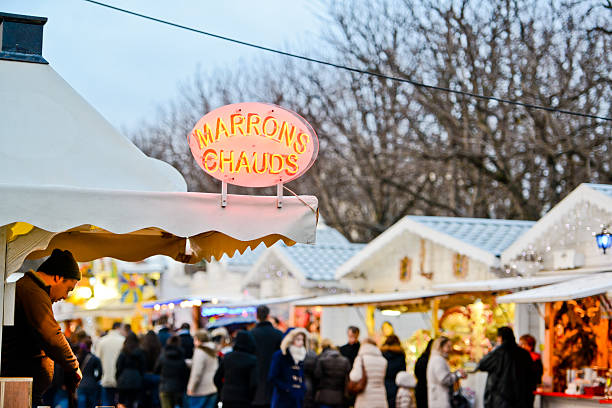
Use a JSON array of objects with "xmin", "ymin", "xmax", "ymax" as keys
[
  {"xmin": 477, "ymin": 326, "xmax": 537, "ymax": 408},
  {"xmin": 178, "ymin": 322, "xmax": 195, "ymax": 359},
  {"xmin": 141, "ymin": 330, "xmax": 162, "ymax": 408},
  {"xmin": 519, "ymin": 334, "xmax": 543, "ymax": 408},
  {"xmin": 303, "ymin": 336, "xmax": 318, "ymax": 408},
  {"xmin": 414, "ymin": 339, "xmax": 433, "ymax": 408},
  {"xmin": 251, "ymin": 304, "xmax": 283, "ymax": 408},
  {"xmin": 116, "ymin": 332, "xmax": 147, "ymax": 408},
  {"xmin": 1, "ymin": 249, "xmax": 82, "ymax": 405},
  {"xmin": 382, "ymin": 334, "xmax": 407, "ymax": 408},
  {"xmin": 519, "ymin": 334, "xmax": 544, "ymax": 384},
  {"xmin": 155, "ymin": 335, "xmax": 190, "ymax": 408},
  {"xmin": 314, "ymin": 338, "xmax": 350, "ymax": 408},
  {"xmin": 269, "ymin": 328, "xmax": 309, "ymax": 408},
  {"xmin": 339, "ymin": 326, "xmax": 361, "ymax": 368},
  {"xmin": 77, "ymin": 336, "xmax": 103, "ymax": 408},
  {"xmin": 213, "ymin": 330, "xmax": 258, "ymax": 408}
]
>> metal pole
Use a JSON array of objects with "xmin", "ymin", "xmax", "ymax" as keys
[{"xmin": 0, "ymin": 226, "xmax": 7, "ymax": 373}]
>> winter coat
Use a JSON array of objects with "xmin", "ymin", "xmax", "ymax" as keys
[
  {"xmin": 251, "ymin": 321, "xmax": 283, "ymax": 405},
  {"xmin": 426, "ymin": 352, "xmax": 459, "ymax": 408},
  {"xmin": 382, "ymin": 345, "xmax": 407, "ymax": 408},
  {"xmin": 414, "ymin": 351, "xmax": 430, "ymax": 408},
  {"xmin": 158, "ymin": 327, "xmax": 171, "ymax": 347},
  {"xmin": 78, "ymin": 351, "xmax": 103, "ymax": 393},
  {"xmin": 95, "ymin": 329, "xmax": 125, "ymax": 387},
  {"xmin": 155, "ymin": 344, "xmax": 190, "ymax": 393},
  {"xmin": 477, "ymin": 341, "xmax": 537, "ymax": 408},
  {"xmin": 187, "ymin": 344, "xmax": 218, "ymax": 396},
  {"xmin": 178, "ymin": 330, "xmax": 194, "ymax": 359},
  {"xmin": 269, "ymin": 328, "xmax": 310, "ymax": 408},
  {"xmin": 213, "ymin": 331, "xmax": 258, "ymax": 405},
  {"xmin": 396, "ymin": 371, "xmax": 416, "ymax": 408},
  {"xmin": 349, "ymin": 343, "xmax": 388, "ymax": 408},
  {"xmin": 303, "ymin": 350, "xmax": 318, "ymax": 408},
  {"xmin": 116, "ymin": 348, "xmax": 146, "ymax": 390},
  {"xmin": 314, "ymin": 348, "xmax": 350, "ymax": 406},
  {"xmin": 1, "ymin": 271, "xmax": 80, "ymax": 400},
  {"xmin": 340, "ymin": 341, "xmax": 361, "ymax": 368}
]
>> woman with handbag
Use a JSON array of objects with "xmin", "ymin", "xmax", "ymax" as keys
[
  {"xmin": 426, "ymin": 337, "xmax": 466, "ymax": 408},
  {"xmin": 348, "ymin": 337, "xmax": 388, "ymax": 408}
]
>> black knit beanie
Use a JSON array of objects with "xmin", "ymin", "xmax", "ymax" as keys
[{"xmin": 37, "ymin": 249, "xmax": 81, "ymax": 281}]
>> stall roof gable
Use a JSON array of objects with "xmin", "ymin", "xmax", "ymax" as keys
[
  {"xmin": 0, "ymin": 60, "xmax": 186, "ymax": 192},
  {"xmin": 336, "ymin": 216, "xmax": 534, "ymax": 279},
  {"xmin": 246, "ymin": 226, "xmax": 364, "ymax": 284},
  {"xmin": 501, "ymin": 183, "xmax": 612, "ymax": 264}
]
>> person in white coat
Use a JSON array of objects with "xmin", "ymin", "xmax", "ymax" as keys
[
  {"xmin": 94, "ymin": 322, "xmax": 125, "ymax": 406},
  {"xmin": 349, "ymin": 337, "xmax": 388, "ymax": 408},
  {"xmin": 395, "ymin": 371, "xmax": 416, "ymax": 408},
  {"xmin": 426, "ymin": 337, "xmax": 465, "ymax": 408},
  {"xmin": 186, "ymin": 330, "xmax": 219, "ymax": 408}
]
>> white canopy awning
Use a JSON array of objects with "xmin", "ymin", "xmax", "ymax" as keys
[
  {"xmin": 1, "ymin": 184, "xmax": 317, "ymax": 269},
  {"xmin": 293, "ymin": 290, "xmax": 450, "ymax": 307},
  {"xmin": 496, "ymin": 272, "xmax": 612, "ymax": 303},
  {"xmin": 0, "ymin": 56, "xmax": 318, "ymax": 270},
  {"xmin": 432, "ymin": 273, "xmax": 583, "ymax": 292}
]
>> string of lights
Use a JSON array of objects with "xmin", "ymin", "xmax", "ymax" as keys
[{"xmin": 83, "ymin": 0, "xmax": 611, "ymax": 122}]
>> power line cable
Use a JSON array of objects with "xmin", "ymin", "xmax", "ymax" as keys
[{"xmin": 83, "ymin": 0, "xmax": 611, "ymax": 122}]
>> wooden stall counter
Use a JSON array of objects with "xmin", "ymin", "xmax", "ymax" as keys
[
  {"xmin": 0, "ymin": 377, "xmax": 32, "ymax": 408},
  {"xmin": 536, "ymin": 391, "xmax": 612, "ymax": 406}
]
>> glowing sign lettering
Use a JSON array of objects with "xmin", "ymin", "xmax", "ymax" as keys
[{"xmin": 189, "ymin": 102, "xmax": 319, "ymax": 187}]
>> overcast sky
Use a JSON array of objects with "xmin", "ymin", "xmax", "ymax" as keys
[{"xmin": 3, "ymin": 0, "xmax": 321, "ymax": 131}]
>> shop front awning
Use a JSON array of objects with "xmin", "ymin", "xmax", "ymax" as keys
[
  {"xmin": 496, "ymin": 272, "xmax": 612, "ymax": 303},
  {"xmin": 292, "ymin": 290, "xmax": 450, "ymax": 307},
  {"xmin": 203, "ymin": 295, "xmax": 315, "ymax": 309},
  {"xmin": 432, "ymin": 273, "xmax": 583, "ymax": 292},
  {"xmin": 1, "ymin": 184, "xmax": 318, "ymax": 270}
]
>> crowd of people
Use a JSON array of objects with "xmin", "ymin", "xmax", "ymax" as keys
[
  {"xmin": 39, "ymin": 306, "xmax": 543, "ymax": 408},
  {"xmin": 0, "ymin": 248, "xmax": 544, "ymax": 408}
]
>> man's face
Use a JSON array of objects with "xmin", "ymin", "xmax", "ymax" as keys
[
  {"xmin": 49, "ymin": 277, "xmax": 78, "ymax": 303},
  {"xmin": 347, "ymin": 329, "xmax": 358, "ymax": 344}
]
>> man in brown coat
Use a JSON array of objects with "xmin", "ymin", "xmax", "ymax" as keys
[{"xmin": 1, "ymin": 249, "xmax": 82, "ymax": 405}]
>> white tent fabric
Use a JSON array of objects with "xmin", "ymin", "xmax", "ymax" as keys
[
  {"xmin": 496, "ymin": 272, "xmax": 612, "ymax": 303},
  {"xmin": 0, "ymin": 57, "xmax": 318, "ymax": 267},
  {"xmin": 293, "ymin": 290, "xmax": 450, "ymax": 307},
  {"xmin": 432, "ymin": 273, "xmax": 584, "ymax": 292}
]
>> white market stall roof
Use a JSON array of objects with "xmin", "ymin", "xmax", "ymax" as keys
[
  {"xmin": 293, "ymin": 290, "xmax": 450, "ymax": 307},
  {"xmin": 432, "ymin": 273, "xmax": 584, "ymax": 292},
  {"xmin": 244, "ymin": 224, "xmax": 363, "ymax": 287},
  {"xmin": 501, "ymin": 183, "xmax": 612, "ymax": 264},
  {"xmin": 0, "ymin": 54, "xmax": 318, "ymax": 270},
  {"xmin": 204, "ymin": 294, "xmax": 315, "ymax": 309},
  {"xmin": 496, "ymin": 272, "xmax": 612, "ymax": 303},
  {"xmin": 336, "ymin": 216, "xmax": 534, "ymax": 279}
]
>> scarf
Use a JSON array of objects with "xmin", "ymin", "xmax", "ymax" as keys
[{"xmin": 289, "ymin": 345, "xmax": 307, "ymax": 364}]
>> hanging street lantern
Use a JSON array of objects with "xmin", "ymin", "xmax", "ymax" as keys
[{"xmin": 595, "ymin": 224, "xmax": 612, "ymax": 254}]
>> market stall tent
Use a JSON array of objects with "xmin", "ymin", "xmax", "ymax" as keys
[{"xmin": 0, "ymin": 12, "xmax": 317, "ymax": 344}]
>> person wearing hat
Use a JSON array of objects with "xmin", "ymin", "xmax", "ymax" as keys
[{"xmin": 1, "ymin": 248, "xmax": 83, "ymax": 406}]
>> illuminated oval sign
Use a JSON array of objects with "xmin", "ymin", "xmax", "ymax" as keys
[{"xmin": 188, "ymin": 102, "xmax": 319, "ymax": 187}]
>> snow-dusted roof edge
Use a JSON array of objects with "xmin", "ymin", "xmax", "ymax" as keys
[
  {"xmin": 335, "ymin": 217, "xmax": 500, "ymax": 280},
  {"xmin": 243, "ymin": 245, "xmax": 307, "ymax": 287},
  {"xmin": 501, "ymin": 183, "xmax": 612, "ymax": 264}
]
